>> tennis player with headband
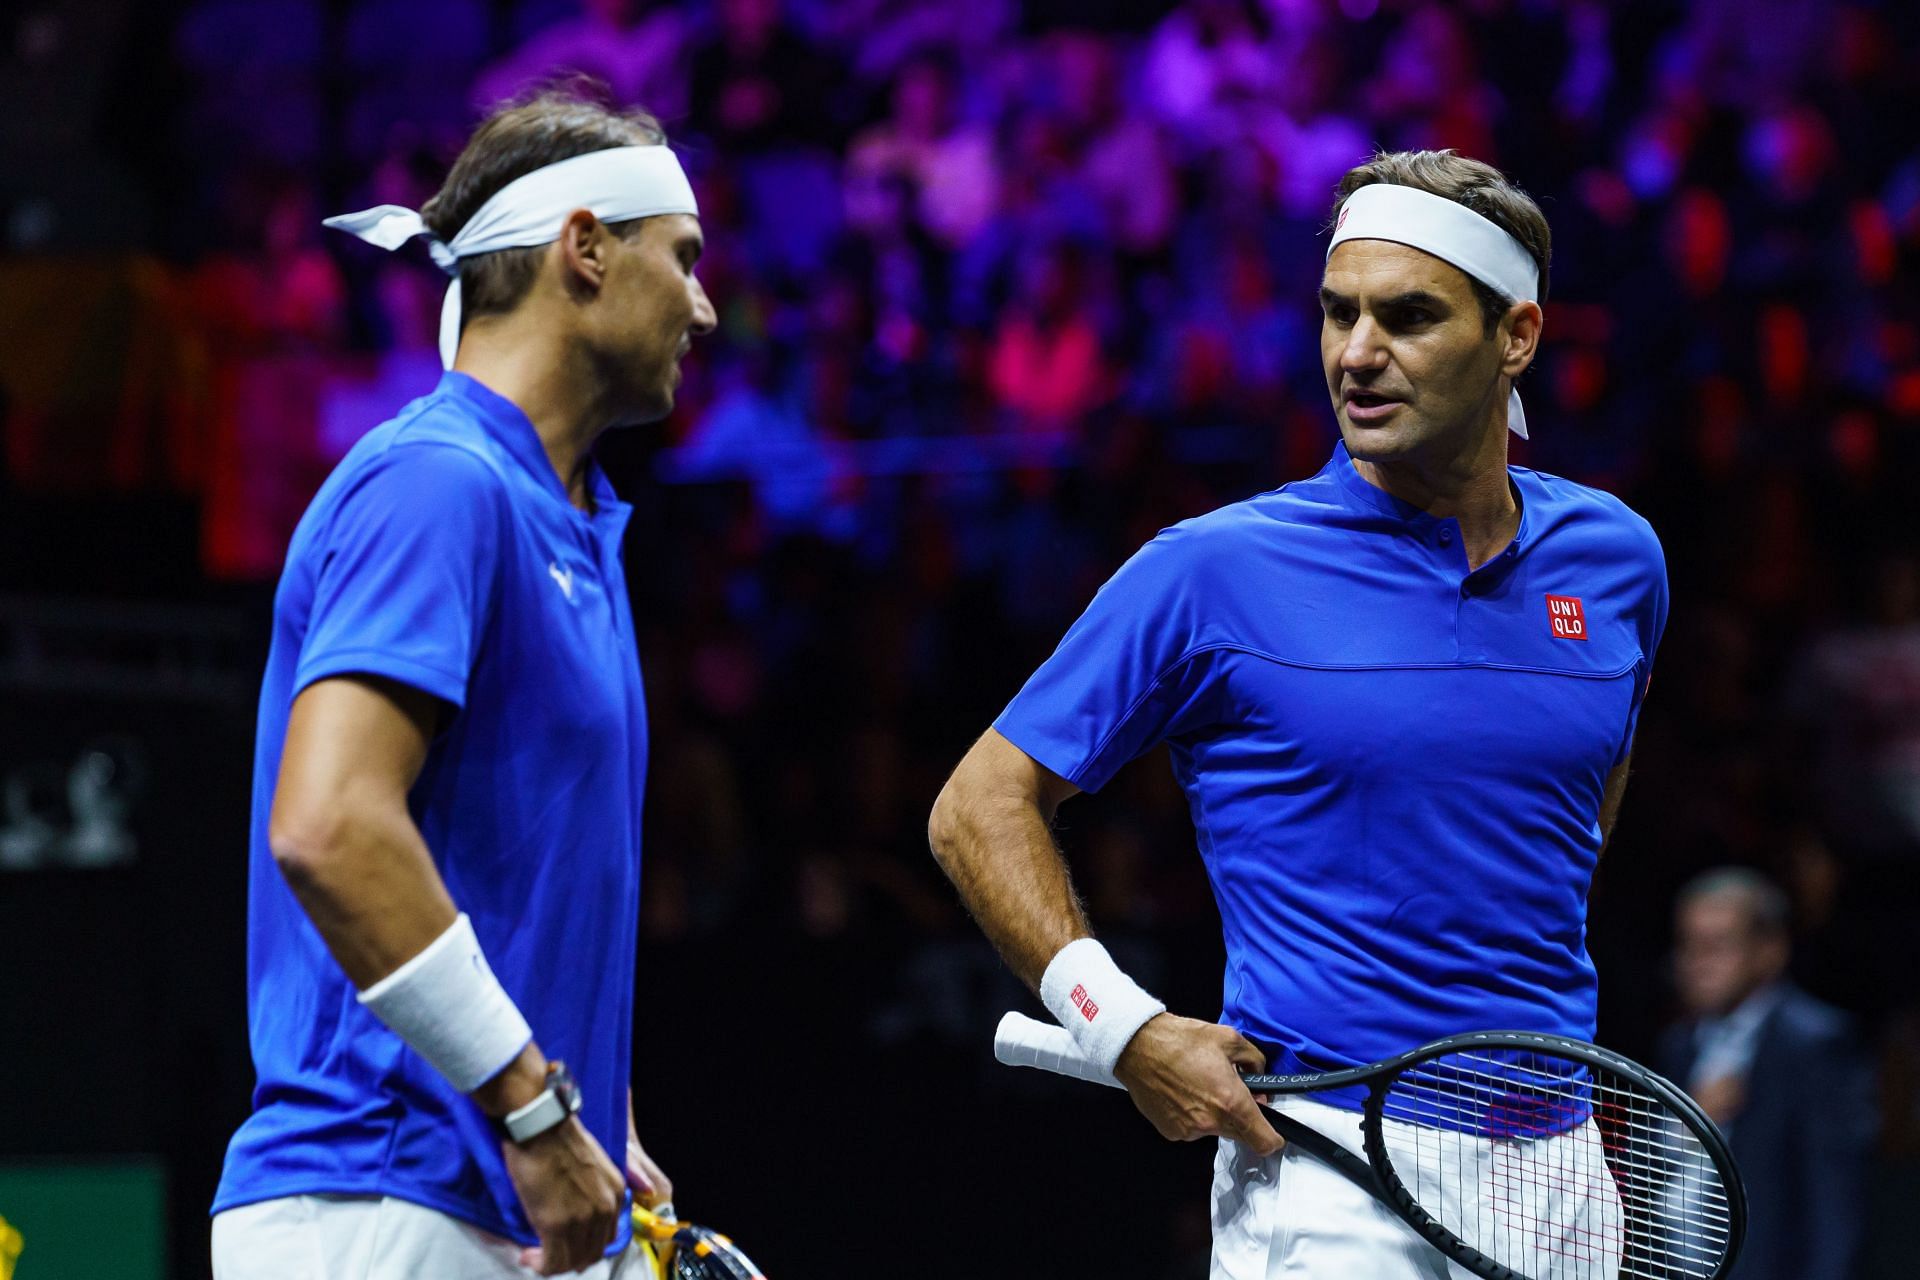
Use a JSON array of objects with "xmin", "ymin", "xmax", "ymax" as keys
[
  {"xmin": 212, "ymin": 89, "xmax": 714, "ymax": 1279},
  {"xmin": 930, "ymin": 149, "xmax": 1668, "ymax": 1277}
]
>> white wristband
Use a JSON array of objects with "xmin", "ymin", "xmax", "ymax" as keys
[
  {"xmin": 356, "ymin": 913, "xmax": 534, "ymax": 1093},
  {"xmin": 1038, "ymin": 938, "xmax": 1165, "ymax": 1075}
]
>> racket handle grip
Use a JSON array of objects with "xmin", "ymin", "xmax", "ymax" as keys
[{"xmin": 994, "ymin": 1012, "xmax": 1123, "ymax": 1088}]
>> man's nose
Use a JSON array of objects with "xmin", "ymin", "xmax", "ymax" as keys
[
  {"xmin": 1340, "ymin": 316, "xmax": 1389, "ymax": 371},
  {"xmin": 689, "ymin": 276, "xmax": 717, "ymax": 336}
]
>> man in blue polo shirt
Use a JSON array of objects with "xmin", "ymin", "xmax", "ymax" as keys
[
  {"xmin": 211, "ymin": 90, "xmax": 714, "ymax": 1279},
  {"xmin": 928, "ymin": 149, "xmax": 1667, "ymax": 1278}
]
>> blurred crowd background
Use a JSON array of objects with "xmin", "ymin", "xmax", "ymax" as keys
[{"xmin": 2, "ymin": 0, "xmax": 1918, "ymax": 1276}]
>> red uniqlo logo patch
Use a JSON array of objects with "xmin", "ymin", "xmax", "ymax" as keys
[
  {"xmin": 1068, "ymin": 984, "xmax": 1099, "ymax": 1021},
  {"xmin": 1546, "ymin": 594, "xmax": 1588, "ymax": 640}
]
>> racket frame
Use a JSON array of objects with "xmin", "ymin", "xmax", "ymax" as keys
[{"xmin": 1241, "ymin": 1030, "xmax": 1747, "ymax": 1280}]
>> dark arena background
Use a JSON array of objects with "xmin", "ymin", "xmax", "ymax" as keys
[{"xmin": 2, "ymin": 0, "xmax": 1919, "ymax": 1276}]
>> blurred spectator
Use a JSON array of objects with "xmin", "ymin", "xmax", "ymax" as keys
[
  {"xmin": 1366, "ymin": 4, "xmax": 1501, "ymax": 161},
  {"xmin": 814, "ymin": 0, "xmax": 1016, "ymax": 87},
  {"xmin": 1139, "ymin": 0, "xmax": 1280, "ymax": 139},
  {"xmin": 171, "ymin": 0, "xmax": 326, "ymax": 169},
  {"xmin": 986, "ymin": 239, "xmax": 1115, "ymax": 427},
  {"xmin": 846, "ymin": 53, "xmax": 1000, "ymax": 251},
  {"xmin": 1659, "ymin": 868, "xmax": 1875, "ymax": 1280},
  {"xmin": 475, "ymin": 0, "xmax": 690, "ymax": 121},
  {"xmin": 686, "ymin": 0, "xmax": 843, "ymax": 153},
  {"xmin": 341, "ymin": 0, "xmax": 491, "ymax": 161},
  {"xmin": 170, "ymin": 0, "xmax": 326, "ymax": 246},
  {"xmin": 181, "ymin": 174, "xmax": 347, "ymax": 356},
  {"xmin": 1787, "ymin": 553, "xmax": 1920, "ymax": 859},
  {"xmin": 1673, "ymin": 0, "xmax": 1839, "ymax": 111}
]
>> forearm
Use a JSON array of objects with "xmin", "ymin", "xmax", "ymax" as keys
[
  {"xmin": 275, "ymin": 804, "xmax": 551, "ymax": 1109},
  {"xmin": 270, "ymin": 675, "xmax": 545, "ymax": 1112},
  {"xmin": 928, "ymin": 751, "xmax": 1088, "ymax": 990},
  {"xmin": 930, "ymin": 733, "xmax": 1270, "ymax": 1148},
  {"xmin": 271, "ymin": 794, "xmax": 460, "ymax": 988}
]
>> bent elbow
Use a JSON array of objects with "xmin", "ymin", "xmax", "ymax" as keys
[
  {"xmin": 268, "ymin": 803, "xmax": 345, "ymax": 891},
  {"xmin": 927, "ymin": 783, "xmax": 962, "ymax": 868}
]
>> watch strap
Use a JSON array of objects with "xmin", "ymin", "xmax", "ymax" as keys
[{"xmin": 500, "ymin": 1062, "xmax": 582, "ymax": 1144}]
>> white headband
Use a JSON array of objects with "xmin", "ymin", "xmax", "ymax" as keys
[
  {"xmin": 1327, "ymin": 183, "xmax": 1540, "ymax": 439},
  {"xmin": 324, "ymin": 145, "xmax": 700, "ymax": 369}
]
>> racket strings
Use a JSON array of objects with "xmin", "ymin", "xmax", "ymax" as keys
[{"xmin": 1376, "ymin": 1049, "xmax": 1731, "ymax": 1279}]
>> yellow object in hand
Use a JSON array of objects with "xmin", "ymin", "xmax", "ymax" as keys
[
  {"xmin": 0, "ymin": 1213, "xmax": 22, "ymax": 1280},
  {"xmin": 629, "ymin": 1203, "xmax": 766, "ymax": 1279}
]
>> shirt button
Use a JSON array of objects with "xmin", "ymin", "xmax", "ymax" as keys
[{"xmin": 1438, "ymin": 528, "xmax": 1454, "ymax": 546}]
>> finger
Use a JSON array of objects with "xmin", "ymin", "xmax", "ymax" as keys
[
  {"xmin": 588, "ymin": 1201, "xmax": 619, "ymax": 1255},
  {"xmin": 519, "ymin": 1246, "xmax": 543, "ymax": 1272},
  {"xmin": 625, "ymin": 1152, "xmax": 655, "ymax": 1198},
  {"xmin": 541, "ymin": 1229, "xmax": 584, "ymax": 1277},
  {"xmin": 1222, "ymin": 1094, "xmax": 1286, "ymax": 1158},
  {"xmin": 1223, "ymin": 1032, "xmax": 1268, "ymax": 1075},
  {"xmin": 533, "ymin": 1240, "xmax": 571, "ymax": 1277},
  {"xmin": 642, "ymin": 1156, "xmax": 673, "ymax": 1206},
  {"xmin": 569, "ymin": 1213, "xmax": 608, "ymax": 1272},
  {"xmin": 627, "ymin": 1144, "xmax": 673, "ymax": 1205}
]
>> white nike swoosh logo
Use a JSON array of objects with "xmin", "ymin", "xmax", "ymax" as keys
[{"xmin": 549, "ymin": 561, "xmax": 574, "ymax": 601}]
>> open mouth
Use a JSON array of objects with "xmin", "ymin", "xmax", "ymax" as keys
[{"xmin": 1343, "ymin": 391, "xmax": 1404, "ymax": 424}]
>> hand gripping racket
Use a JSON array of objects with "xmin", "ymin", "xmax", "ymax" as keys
[
  {"xmin": 995, "ymin": 1013, "xmax": 1746, "ymax": 1280},
  {"xmin": 632, "ymin": 1204, "xmax": 767, "ymax": 1280}
]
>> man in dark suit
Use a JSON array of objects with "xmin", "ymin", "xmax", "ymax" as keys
[{"xmin": 1659, "ymin": 868, "xmax": 1876, "ymax": 1280}]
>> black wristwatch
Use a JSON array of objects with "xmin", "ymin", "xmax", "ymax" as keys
[{"xmin": 498, "ymin": 1060, "xmax": 582, "ymax": 1144}]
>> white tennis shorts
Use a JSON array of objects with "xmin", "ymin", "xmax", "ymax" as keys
[
  {"xmin": 1210, "ymin": 1096, "xmax": 1622, "ymax": 1280},
  {"xmin": 211, "ymin": 1194, "xmax": 652, "ymax": 1280}
]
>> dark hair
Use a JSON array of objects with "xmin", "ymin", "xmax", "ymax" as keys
[
  {"xmin": 421, "ymin": 85, "xmax": 668, "ymax": 327},
  {"xmin": 1678, "ymin": 867, "xmax": 1793, "ymax": 940},
  {"xmin": 1330, "ymin": 149, "xmax": 1551, "ymax": 336}
]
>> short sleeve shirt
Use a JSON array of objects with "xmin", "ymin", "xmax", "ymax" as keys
[
  {"xmin": 215, "ymin": 373, "xmax": 647, "ymax": 1253},
  {"xmin": 996, "ymin": 444, "xmax": 1668, "ymax": 1085}
]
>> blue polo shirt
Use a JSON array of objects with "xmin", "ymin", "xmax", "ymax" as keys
[
  {"xmin": 215, "ymin": 372, "xmax": 646, "ymax": 1253},
  {"xmin": 996, "ymin": 443, "xmax": 1667, "ymax": 1090}
]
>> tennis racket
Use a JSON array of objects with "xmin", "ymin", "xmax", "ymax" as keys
[
  {"xmin": 996, "ymin": 1012, "xmax": 1745, "ymax": 1280},
  {"xmin": 631, "ymin": 1204, "xmax": 767, "ymax": 1280}
]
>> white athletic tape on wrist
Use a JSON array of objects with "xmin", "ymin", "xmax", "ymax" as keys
[
  {"xmin": 1327, "ymin": 182, "xmax": 1540, "ymax": 439},
  {"xmin": 323, "ymin": 145, "xmax": 699, "ymax": 370},
  {"xmin": 356, "ymin": 913, "xmax": 533, "ymax": 1093},
  {"xmin": 1038, "ymin": 938, "xmax": 1165, "ymax": 1075},
  {"xmin": 994, "ymin": 1011, "xmax": 1120, "ymax": 1087}
]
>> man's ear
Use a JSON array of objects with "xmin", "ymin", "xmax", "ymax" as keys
[
  {"xmin": 555, "ymin": 208, "xmax": 609, "ymax": 296},
  {"xmin": 1501, "ymin": 299, "xmax": 1543, "ymax": 380}
]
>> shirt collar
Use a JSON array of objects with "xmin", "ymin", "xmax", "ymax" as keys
[
  {"xmin": 436, "ymin": 371, "xmax": 621, "ymax": 518},
  {"xmin": 1325, "ymin": 439, "xmax": 1434, "ymax": 523},
  {"xmin": 1321, "ymin": 438, "xmax": 1532, "ymax": 553}
]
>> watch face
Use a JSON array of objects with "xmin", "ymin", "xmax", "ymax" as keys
[{"xmin": 549, "ymin": 1061, "xmax": 582, "ymax": 1114}]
